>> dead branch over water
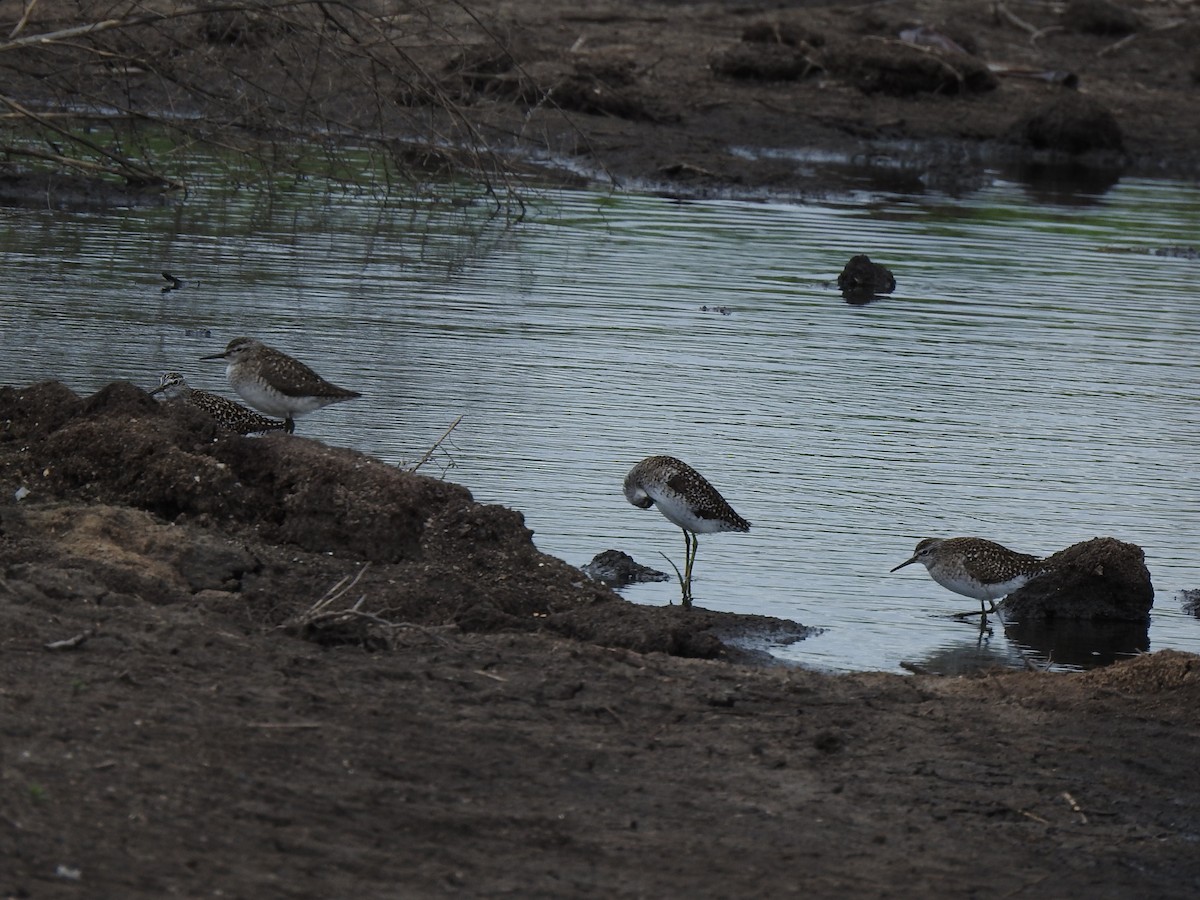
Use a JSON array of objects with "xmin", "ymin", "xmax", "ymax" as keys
[{"xmin": 0, "ymin": 0, "xmax": 552, "ymax": 198}]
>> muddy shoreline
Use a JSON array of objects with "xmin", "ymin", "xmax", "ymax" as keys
[
  {"xmin": 3, "ymin": 381, "xmax": 1199, "ymax": 897},
  {"xmin": 3, "ymin": 0, "xmax": 1199, "ymax": 205},
  {"xmin": 429, "ymin": 0, "xmax": 1200, "ymax": 199},
  {"xmin": 3, "ymin": 0, "xmax": 1200, "ymax": 895}
]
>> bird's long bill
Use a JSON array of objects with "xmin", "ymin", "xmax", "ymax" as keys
[
  {"xmin": 199, "ymin": 351, "xmax": 227, "ymax": 360},
  {"xmin": 890, "ymin": 556, "xmax": 919, "ymax": 573},
  {"xmin": 148, "ymin": 386, "xmax": 165, "ymax": 396}
]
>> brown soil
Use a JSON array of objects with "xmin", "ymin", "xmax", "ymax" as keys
[
  {"xmin": 445, "ymin": 0, "xmax": 1200, "ymax": 196},
  {"xmin": 3, "ymin": 380, "xmax": 1200, "ymax": 898},
  {"xmin": 3, "ymin": 0, "xmax": 1199, "ymax": 201},
  {"xmin": 4, "ymin": 1, "xmax": 1200, "ymax": 896}
]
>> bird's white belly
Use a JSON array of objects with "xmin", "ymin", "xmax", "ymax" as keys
[
  {"xmin": 231, "ymin": 374, "xmax": 325, "ymax": 418},
  {"xmin": 931, "ymin": 569, "xmax": 1031, "ymax": 601},
  {"xmin": 652, "ymin": 495, "xmax": 733, "ymax": 534}
]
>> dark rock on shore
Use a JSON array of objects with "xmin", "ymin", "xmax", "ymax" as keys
[
  {"xmin": 1002, "ymin": 537, "xmax": 1154, "ymax": 622},
  {"xmin": 582, "ymin": 549, "xmax": 670, "ymax": 587},
  {"xmin": 0, "ymin": 379, "xmax": 810, "ymax": 663},
  {"xmin": 711, "ymin": 17, "xmax": 825, "ymax": 82},
  {"xmin": 1008, "ymin": 94, "xmax": 1126, "ymax": 159},
  {"xmin": 711, "ymin": 43, "xmax": 822, "ymax": 82},
  {"xmin": 0, "ymin": 374, "xmax": 1198, "ymax": 897},
  {"xmin": 542, "ymin": 602, "xmax": 813, "ymax": 663},
  {"xmin": 741, "ymin": 19, "xmax": 826, "ymax": 49},
  {"xmin": 1063, "ymin": 0, "xmax": 1143, "ymax": 36},
  {"xmin": 822, "ymin": 38, "xmax": 997, "ymax": 96}
]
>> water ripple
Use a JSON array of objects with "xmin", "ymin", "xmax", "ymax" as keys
[{"xmin": 1, "ymin": 176, "xmax": 1196, "ymax": 672}]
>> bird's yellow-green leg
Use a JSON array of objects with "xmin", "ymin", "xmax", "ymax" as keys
[
  {"xmin": 951, "ymin": 598, "xmax": 999, "ymax": 621},
  {"xmin": 681, "ymin": 530, "xmax": 699, "ymax": 609},
  {"xmin": 677, "ymin": 528, "xmax": 692, "ymax": 607}
]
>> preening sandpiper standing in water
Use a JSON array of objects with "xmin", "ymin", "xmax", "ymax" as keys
[
  {"xmin": 890, "ymin": 536, "xmax": 1047, "ymax": 621},
  {"xmin": 201, "ymin": 337, "xmax": 362, "ymax": 434},
  {"xmin": 150, "ymin": 371, "xmax": 287, "ymax": 435},
  {"xmin": 623, "ymin": 455, "xmax": 750, "ymax": 608}
]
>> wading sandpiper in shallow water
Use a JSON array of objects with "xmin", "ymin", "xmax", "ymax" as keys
[
  {"xmin": 890, "ymin": 536, "xmax": 1046, "ymax": 620},
  {"xmin": 201, "ymin": 337, "xmax": 362, "ymax": 434},
  {"xmin": 150, "ymin": 371, "xmax": 287, "ymax": 435},
  {"xmin": 623, "ymin": 455, "xmax": 750, "ymax": 608}
]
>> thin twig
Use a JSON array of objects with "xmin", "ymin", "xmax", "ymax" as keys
[
  {"xmin": 304, "ymin": 563, "xmax": 371, "ymax": 619},
  {"xmin": 1061, "ymin": 791, "xmax": 1089, "ymax": 824},
  {"xmin": 1097, "ymin": 33, "xmax": 1138, "ymax": 57},
  {"xmin": 451, "ymin": 0, "xmax": 619, "ymax": 191},
  {"xmin": 993, "ymin": 3, "xmax": 1064, "ymax": 42},
  {"xmin": 44, "ymin": 629, "xmax": 92, "ymax": 651},
  {"xmin": 0, "ymin": 142, "xmax": 172, "ymax": 185},
  {"xmin": 0, "ymin": 93, "xmax": 185, "ymax": 188},
  {"xmin": 0, "ymin": 1, "xmax": 343, "ymax": 54},
  {"xmin": 407, "ymin": 414, "xmax": 464, "ymax": 474},
  {"xmin": 1098, "ymin": 21, "xmax": 1183, "ymax": 58},
  {"xmin": 0, "ymin": 1, "xmax": 533, "ymax": 204},
  {"xmin": 9, "ymin": 0, "xmax": 42, "ymax": 39},
  {"xmin": 285, "ymin": 563, "xmax": 454, "ymax": 649},
  {"xmin": 994, "ymin": 3, "xmax": 1039, "ymax": 35},
  {"xmin": 0, "ymin": 17, "xmax": 124, "ymax": 52},
  {"xmin": 657, "ymin": 551, "xmax": 686, "ymax": 606}
]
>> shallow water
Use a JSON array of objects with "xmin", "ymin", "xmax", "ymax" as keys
[{"xmin": 1, "ymin": 172, "xmax": 1197, "ymax": 673}]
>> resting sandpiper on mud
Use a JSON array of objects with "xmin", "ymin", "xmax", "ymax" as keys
[
  {"xmin": 150, "ymin": 371, "xmax": 287, "ymax": 435},
  {"xmin": 201, "ymin": 337, "xmax": 362, "ymax": 434},
  {"xmin": 623, "ymin": 455, "xmax": 750, "ymax": 608},
  {"xmin": 890, "ymin": 536, "xmax": 1047, "ymax": 620}
]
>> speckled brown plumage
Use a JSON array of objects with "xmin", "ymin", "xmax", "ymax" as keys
[
  {"xmin": 201, "ymin": 337, "xmax": 361, "ymax": 433},
  {"xmin": 150, "ymin": 372, "xmax": 287, "ymax": 435},
  {"xmin": 891, "ymin": 536, "xmax": 1047, "ymax": 618},
  {"xmin": 624, "ymin": 455, "xmax": 750, "ymax": 607}
]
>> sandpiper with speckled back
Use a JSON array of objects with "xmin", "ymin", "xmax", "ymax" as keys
[
  {"xmin": 150, "ymin": 371, "xmax": 287, "ymax": 435},
  {"xmin": 201, "ymin": 337, "xmax": 362, "ymax": 433},
  {"xmin": 890, "ymin": 536, "xmax": 1047, "ymax": 619},
  {"xmin": 623, "ymin": 455, "xmax": 750, "ymax": 608}
]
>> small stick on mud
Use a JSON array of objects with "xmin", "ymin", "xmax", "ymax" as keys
[
  {"xmin": 1060, "ymin": 791, "xmax": 1088, "ymax": 824},
  {"xmin": 1097, "ymin": 33, "xmax": 1139, "ymax": 57},
  {"xmin": 1099, "ymin": 22, "xmax": 1181, "ymax": 59},
  {"xmin": 994, "ymin": 3, "xmax": 1039, "ymax": 33},
  {"xmin": 287, "ymin": 564, "xmax": 451, "ymax": 649},
  {"xmin": 1022, "ymin": 653, "xmax": 1053, "ymax": 672},
  {"xmin": 993, "ymin": 3, "xmax": 1063, "ymax": 42},
  {"xmin": 407, "ymin": 414, "xmax": 464, "ymax": 474},
  {"xmin": 44, "ymin": 629, "xmax": 92, "ymax": 651},
  {"xmin": 304, "ymin": 564, "xmax": 372, "ymax": 621}
]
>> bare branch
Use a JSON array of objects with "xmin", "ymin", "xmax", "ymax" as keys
[
  {"xmin": 0, "ymin": 1, "xmax": 565, "ymax": 203},
  {"xmin": 407, "ymin": 414, "xmax": 464, "ymax": 474},
  {"xmin": 9, "ymin": 0, "xmax": 43, "ymax": 39}
]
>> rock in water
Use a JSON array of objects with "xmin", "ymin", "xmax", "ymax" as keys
[
  {"xmin": 1001, "ymin": 537, "xmax": 1153, "ymax": 621},
  {"xmin": 581, "ymin": 550, "xmax": 670, "ymax": 588}
]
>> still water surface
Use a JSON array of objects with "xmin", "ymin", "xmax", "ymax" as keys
[{"xmin": 1, "ymin": 174, "xmax": 1197, "ymax": 674}]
